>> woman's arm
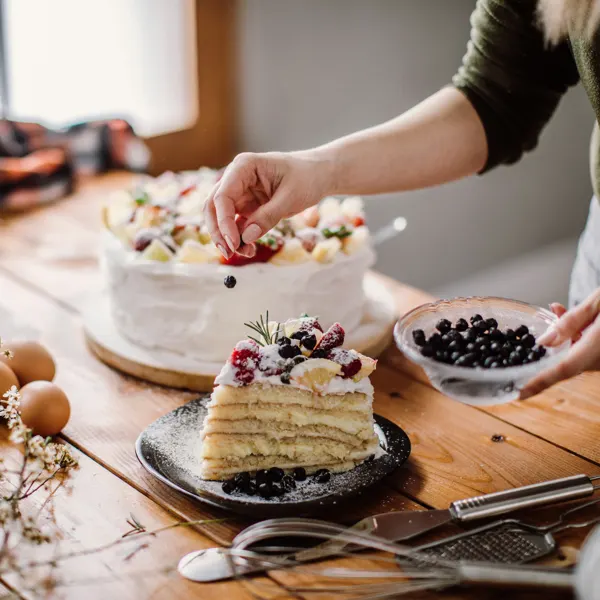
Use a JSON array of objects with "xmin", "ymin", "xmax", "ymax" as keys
[
  {"xmin": 205, "ymin": 88, "xmax": 487, "ymax": 254},
  {"xmin": 311, "ymin": 87, "xmax": 488, "ymax": 196}
]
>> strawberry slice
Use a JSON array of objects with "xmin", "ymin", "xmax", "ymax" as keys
[
  {"xmin": 328, "ymin": 348, "xmax": 362, "ymax": 378},
  {"xmin": 230, "ymin": 339, "xmax": 260, "ymax": 385},
  {"xmin": 313, "ymin": 323, "xmax": 345, "ymax": 354}
]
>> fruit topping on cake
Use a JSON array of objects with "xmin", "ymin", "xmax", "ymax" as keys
[
  {"xmin": 199, "ymin": 312, "xmax": 380, "ymax": 483},
  {"xmin": 102, "ymin": 170, "xmax": 371, "ymax": 265}
]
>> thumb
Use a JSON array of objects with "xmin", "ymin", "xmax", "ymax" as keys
[{"xmin": 241, "ymin": 187, "xmax": 293, "ymax": 244}]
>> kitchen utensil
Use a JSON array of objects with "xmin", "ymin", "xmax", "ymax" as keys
[
  {"xmin": 401, "ymin": 496, "xmax": 600, "ymax": 565},
  {"xmin": 393, "ymin": 296, "xmax": 571, "ymax": 405},
  {"xmin": 180, "ymin": 518, "xmax": 575, "ymax": 598},
  {"xmin": 178, "ymin": 473, "xmax": 600, "ymax": 582}
]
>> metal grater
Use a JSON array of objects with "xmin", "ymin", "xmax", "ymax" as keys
[{"xmin": 405, "ymin": 523, "xmax": 556, "ymax": 564}]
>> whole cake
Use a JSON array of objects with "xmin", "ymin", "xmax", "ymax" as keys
[
  {"xmin": 101, "ymin": 169, "xmax": 375, "ymax": 364},
  {"xmin": 199, "ymin": 315, "xmax": 379, "ymax": 482}
]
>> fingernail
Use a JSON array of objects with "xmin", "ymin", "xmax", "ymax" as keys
[
  {"xmin": 242, "ymin": 224, "xmax": 262, "ymax": 244},
  {"xmin": 217, "ymin": 243, "xmax": 230, "ymax": 259},
  {"xmin": 538, "ymin": 327, "xmax": 558, "ymax": 346},
  {"xmin": 224, "ymin": 235, "xmax": 236, "ymax": 253}
]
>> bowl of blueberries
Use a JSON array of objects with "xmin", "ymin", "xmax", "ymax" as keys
[{"xmin": 393, "ymin": 296, "xmax": 570, "ymax": 406}]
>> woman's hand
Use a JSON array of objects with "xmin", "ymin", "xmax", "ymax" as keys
[
  {"xmin": 203, "ymin": 151, "xmax": 333, "ymax": 259},
  {"xmin": 519, "ymin": 288, "xmax": 600, "ymax": 399}
]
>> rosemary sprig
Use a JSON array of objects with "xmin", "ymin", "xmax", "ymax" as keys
[{"xmin": 244, "ymin": 311, "xmax": 280, "ymax": 346}]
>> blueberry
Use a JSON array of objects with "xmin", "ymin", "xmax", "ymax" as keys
[
  {"xmin": 466, "ymin": 342, "xmax": 477, "ymax": 353},
  {"xmin": 258, "ymin": 483, "xmax": 273, "ymax": 498},
  {"xmin": 277, "ymin": 336, "xmax": 292, "ymax": 346},
  {"xmin": 475, "ymin": 336, "xmax": 487, "ymax": 347},
  {"xmin": 271, "ymin": 483, "xmax": 285, "ymax": 497},
  {"xmin": 281, "ymin": 475, "xmax": 296, "ymax": 491},
  {"xmin": 483, "ymin": 356, "xmax": 496, "ymax": 368},
  {"xmin": 501, "ymin": 342, "xmax": 513, "ymax": 357},
  {"xmin": 455, "ymin": 318, "xmax": 469, "ymax": 332},
  {"xmin": 268, "ymin": 467, "xmax": 284, "ymax": 483},
  {"xmin": 311, "ymin": 349, "xmax": 328, "ymax": 359},
  {"xmin": 448, "ymin": 330, "xmax": 463, "ymax": 341},
  {"xmin": 245, "ymin": 480, "xmax": 257, "ymax": 496},
  {"xmin": 515, "ymin": 345, "xmax": 526, "ymax": 358},
  {"xmin": 470, "ymin": 314, "xmax": 483, "ymax": 324},
  {"xmin": 526, "ymin": 351, "xmax": 538, "ymax": 363},
  {"xmin": 412, "ymin": 329, "xmax": 426, "ymax": 346},
  {"xmin": 505, "ymin": 328, "xmax": 517, "ymax": 340},
  {"xmin": 280, "ymin": 372, "xmax": 291, "ymax": 384},
  {"xmin": 521, "ymin": 333, "xmax": 536, "ymax": 348},
  {"xmin": 234, "ymin": 472, "xmax": 251, "ymax": 487},
  {"xmin": 293, "ymin": 467, "xmax": 307, "ymax": 481},
  {"xmin": 490, "ymin": 342, "xmax": 502, "ymax": 354},
  {"xmin": 302, "ymin": 334, "xmax": 317, "ymax": 350},
  {"xmin": 489, "ymin": 328, "xmax": 504, "ymax": 341},
  {"xmin": 293, "ymin": 355, "xmax": 308, "ymax": 365},
  {"xmin": 490, "ymin": 361, "xmax": 501, "ymax": 369},
  {"xmin": 515, "ymin": 325, "xmax": 529, "ymax": 338},
  {"xmin": 223, "ymin": 275, "xmax": 237, "ymax": 289},
  {"xmin": 429, "ymin": 333, "xmax": 443, "ymax": 348},
  {"xmin": 479, "ymin": 344, "xmax": 490, "ymax": 357},
  {"xmin": 486, "ymin": 318, "xmax": 498, "ymax": 329},
  {"xmin": 457, "ymin": 353, "xmax": 477, "ymax": 367},
  {"xmin": 435, "ymin": 350, "xmax": 450, "ymax": 363},
  {"xmin": 314, "ymin": 469, "xmax": 331, "ymax": 484},
  {"xmin": 441, "ymin": 333, "xmax": 452, "ymax": 346},
  {"xmin": 448, "ymin": 340, "xmax": 462, "ymax": 352},
  {"xmin": 508, "ymin": 351, "xmax": 522, "ymax": 366},
  {"xmin": 256, "ymin": 469, "xmax": 269, "ymax": 484},
  {"xmin": 474, "ymin": 320, "xmax": 488, "ymax": 331},
  {"xmin": 290, "ymin": 330, "xmax": 308, "ymax": 341},
  {"xmin": 536, "ymin": 346, "xmax": 547, "ymax": 358},
  {"xmin": 465, "ymin": 328, "xmax": 478, "ymax": 341},
  {"xmin": 222, "ymin": 480, "xmax": 236, "ymax": 494},
  {"xmin": 436, "ymin": 319, "xmax": 452, "ymax": 334},
  {"xmin": 450, "ymin": 351, "xmax": 461, "ymax": 363},
  {"xmin": 472, "ymin": 361, "xmax": 481, "ymax": 368},
  {"xmin": 420, "ymin": 345, "xmax": 434, "ymax": 358},
  {"xmin": 279, "ymin": 344, "xmax": 301, "ymax": 359}
]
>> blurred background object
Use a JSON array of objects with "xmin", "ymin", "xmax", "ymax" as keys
[{"xmin": 0, "ymin": 0, "xmax": 592, "ymax": 305}]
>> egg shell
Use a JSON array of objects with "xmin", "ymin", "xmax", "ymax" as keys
[
  {"xmin": 0, "ymin": 362, "xmax": 19, "ymax": 397},
  {"xmin": 0, "ymin": 341, "xmax": 56, "ymax": 385},
  {"xmin": 18, "ymin": 381, "xmax": 70, "ymax": 436}
]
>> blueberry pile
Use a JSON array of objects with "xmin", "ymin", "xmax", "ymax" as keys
[
  {"xmin": 412, "ymin": 315, "xmax": 547, "ymax": 369},
  {"xmin": 221, "ymin": 466, "xmax": 331, "ymax": 499}
]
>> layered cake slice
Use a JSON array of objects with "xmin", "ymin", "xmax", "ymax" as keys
[{"xmin": 199, "ymin": 315, "xmax": 379, "ymax": 481}]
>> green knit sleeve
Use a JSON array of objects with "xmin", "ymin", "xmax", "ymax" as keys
[{"xmin": 453, "ymin": 0, "xmax": 580, "ymax": 172}]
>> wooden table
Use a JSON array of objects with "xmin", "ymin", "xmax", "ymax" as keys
[{"xmin": 1, "ymin": 173, "xmax": 599, "ymax": 600}]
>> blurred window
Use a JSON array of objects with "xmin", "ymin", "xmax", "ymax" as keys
[{"xmin": 0, "ymin": 0, "xmax": 198, "ymax": 137}]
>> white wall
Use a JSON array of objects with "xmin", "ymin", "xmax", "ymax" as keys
[{"xmin": 238, "ymin": 0, "xmax": 594, "ymax": 299}]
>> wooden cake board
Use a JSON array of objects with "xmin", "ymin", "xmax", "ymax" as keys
[{"xmin": 83, "ymin": 283, "xmax": 397, "ymax": 393}]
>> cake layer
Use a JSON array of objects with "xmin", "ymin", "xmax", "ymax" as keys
[
  {"xmin": 103, "ymin": 232, "xmax": 375, "ymax": 363},
  {"xmin": 204, "ymin": 403, "xmax": 374, "ymax": 437},
  {"xmin": 199, "ymin": 455, "xmax": 373, "ymax": 480},
  {"xmin": 199, "ymin": 418, "xmax": 370, "ymax": 445},
  {"xmin": 200, "ymin": 433, "xmax": 379, "ymax": 462},
  {"xmin": 210, "ymin": 383, "xmax": 372, "ymax": 411}
]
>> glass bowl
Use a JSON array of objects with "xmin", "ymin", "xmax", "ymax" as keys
[{"xmin": 393, "ymin": 296, "xmax": 570, "ymax": 406}]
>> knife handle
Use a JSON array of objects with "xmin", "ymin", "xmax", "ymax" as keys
[{"xmin": 449, "ymin": 474, "xmax": 594, "ymax": 523}]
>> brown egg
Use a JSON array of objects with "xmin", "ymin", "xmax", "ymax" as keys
[
  {"xmin": 0, "ymin": 341, "xmax": 56, "ymax": 385},
  {"xmin": 0, "ymin": 362, "xmax": 19, "ymax": 397},
  {"xmin": 19, "ymin": 381, "xmax": 70, "ymax": 436}
]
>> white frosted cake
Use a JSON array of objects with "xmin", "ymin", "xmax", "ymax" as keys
[
  {"xmin": 200, "ymin": 315, "xmax": 379, "ymax": 480},
  {"xmin": 101, "ymin": 169, "xmax": 375, "ymax": 364}
]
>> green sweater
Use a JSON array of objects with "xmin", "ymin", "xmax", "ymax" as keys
[{"xmin": 453, "ymin": 0, "xmax": 600, "ymax": 195}]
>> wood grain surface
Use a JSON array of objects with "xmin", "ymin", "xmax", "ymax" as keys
[{"xmin": 1, "ymin": 173, "xmax": 598, "ymax": 599}]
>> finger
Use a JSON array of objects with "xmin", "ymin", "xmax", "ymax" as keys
[
  {"xmin": 237, "ymin": 243, "xmax": 256, "ymax": 258},
  {"xmin": 241, "ymin": 188, "xmax": 291, "ymax": 244},
  {"xmin": 520, "ymin": 323, "xmax": 599, "ymax": 399},
  {"xmin": 549, "ymin": 303, "xmax": 567, "ymax": 318},
  {"xmin": 538, "ymin": 291, "xmax": 600, "ymax": 346},
  {"xmin": 203, "ymin": 196, "xmax": 231, "ymax": 260}
]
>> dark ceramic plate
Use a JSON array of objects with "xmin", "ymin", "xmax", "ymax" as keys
[{"xmin": 136, "ymin": 396, "xmax": 411, "ymax": 518}]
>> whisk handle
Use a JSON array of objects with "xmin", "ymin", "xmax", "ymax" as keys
[
  {"xmin": 450, "ymin": 474, "xmax": 594, "ymax": 522},
  {"xmin": 457, "ymin": 564, "xmax": 574, "ymax": 590}
]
